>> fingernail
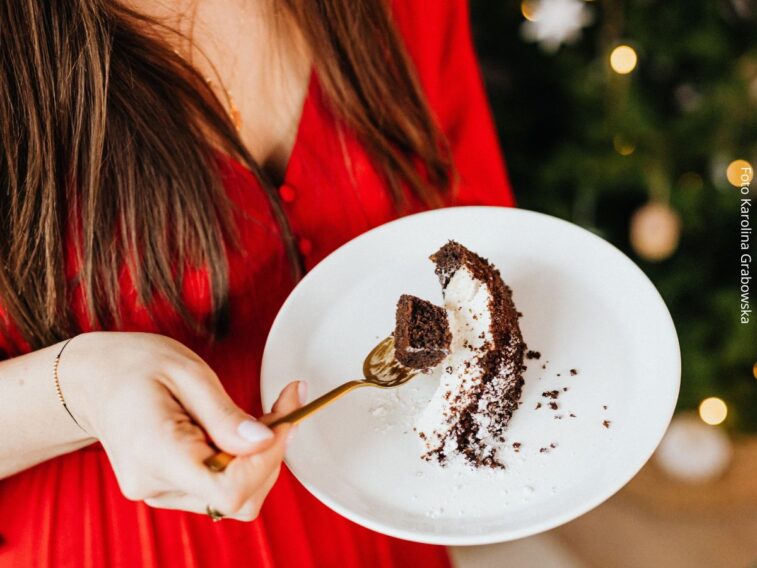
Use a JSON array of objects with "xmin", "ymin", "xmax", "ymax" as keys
[
  {"xmin": 287, "ymin": 424, "xmax": 299, "ymax": 445},
  {"xmin": 297, "ymin": 381, "xmax": 308, "ymax": 404},
  {"xmin": 237, "ymin": 419, "xmax": 273, "ymax": 444}
]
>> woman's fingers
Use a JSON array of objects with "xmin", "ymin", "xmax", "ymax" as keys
[
  {"xmin": 249, "ymin": 464, "xmax": 281, "ymax": 511},
  {"xmin": 143, "ymin": 422, "xmax": 290, "ymax": 521},
  {"xmin": 167, "ymin": 421, "xmax": 292, "ymax": 517},
  {"xmin": 144, "ymin": 492, "xmax": 261, "ymax": 521},
  {"xmin": 262, "ymin": 380, "xmax": 305, "ymax": 426},
  {"xmin": 164, "ymin": 362, "xmax": 275, "ymax": 456},
  {"xmin": 136, "ymin": 378, "xmax": 301, "ymax": 521}
]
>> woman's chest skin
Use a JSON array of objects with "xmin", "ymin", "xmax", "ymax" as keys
[{"xmin": 127, "ymin": 0, "xmax": 312, "ymax": 183}]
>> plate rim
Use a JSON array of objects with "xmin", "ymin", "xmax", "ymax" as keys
[{"xmin": 261, "ymin": 205, "xmax": 681, "ymax": 545}]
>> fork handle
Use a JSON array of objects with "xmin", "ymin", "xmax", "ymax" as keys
[{"xmin": 204, "ymin": 380, "xmax": 368, "ymax": 472}]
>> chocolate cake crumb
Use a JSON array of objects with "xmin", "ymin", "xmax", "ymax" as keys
[
  {"xmin": 512, "ymin": 442, "xmax": 521, "ymax": 453},
  {"xmin": 570, "ymin": 369, "xmax": 578, "ymax": 376},
  {"xmin": 549, "ymin": 443, "xmax": 557, "ymax": 449},
  {"xmin": 603, "ymin": 420, "xmax": 611, "ymax": 428},
  {"xmin": 554, "ymin": 414, "xmax": 563, "ymax": 420},
  {"xmin": 563, "ymin": 387, "xmax": 569, "ymax": 392},
  {"xmin": 535, "ymin": 402, "xmax": 542, "ymax": 409},
  {"xmin": 557, "ymin": 373, "xmax": 561, "ymax": 377},
  {"xmin": 542, "ymin": 390, "xmax": 560, "ymax": 399},
  {"xmin": 539, "ymin": 447, "xmax": 548, "ymax": 453},
  {"xmin": 569, "ymin": 413, "xmax": 576, "ymax": 418},
  {"xmin": 603, "ymin": 405, "xmax": 608, "ymax": 410},
  {"xmin": 526, "ymin": 350, "xmax": 541, "ymax": 360},
  {"xmin": 548, "ymin": 402, "xmax": 558, "ymax": 410},
  {"xmin": 541, "ymin": 364, "xmax": 547, "ymax": 370}
]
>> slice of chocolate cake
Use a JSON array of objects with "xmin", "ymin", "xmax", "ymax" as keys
[
  {"xmin": 394, "ymin": 294, "xmax": 451, "ymax": 369},
  {"xmin": 416, "ymin": 241, "xmax": 526, "ymax": 469}
]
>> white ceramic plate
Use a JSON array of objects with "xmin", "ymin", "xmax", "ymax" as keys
[{"xmin": 260, "ymin": 206, "xmax": 680, "ymax": 545}]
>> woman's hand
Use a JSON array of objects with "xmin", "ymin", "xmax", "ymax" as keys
[{"xmin": 62, "ymin": 331, "xmax": 303, "ymax": 521}]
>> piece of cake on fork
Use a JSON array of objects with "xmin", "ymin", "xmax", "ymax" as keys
[{"xmin": 394, "ymin": 294, "xmax": 452, "ymax": 370}]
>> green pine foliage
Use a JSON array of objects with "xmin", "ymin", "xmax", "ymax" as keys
[{"xmin": 471, "ymin": 0, "xmax": 757, "ymax": 431}]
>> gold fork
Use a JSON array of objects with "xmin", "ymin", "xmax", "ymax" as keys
[{"xmin": 204, "ymin": 336, "xmax": 418, "ymax": 472}]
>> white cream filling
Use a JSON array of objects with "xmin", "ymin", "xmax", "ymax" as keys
[{"xmin": 415, "ymin": 266, "xmax": 493, "ymax": 453}]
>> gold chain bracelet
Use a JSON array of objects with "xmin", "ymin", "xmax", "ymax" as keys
[{"xmin": 53, "ymin": 337, "xmax": 87, "ymax": 432}]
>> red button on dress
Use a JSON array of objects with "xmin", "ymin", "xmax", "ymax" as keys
[
  {"xmin": 279, "ymin": 183, "xmax": 296, "ymax": 203},
  {"xmin": 297, "ymin": 237, "xmax": 312, "ymax": 256},
  {"xmin": 0, "ymin": 2, "xmax": 514, "ymax": 567}
]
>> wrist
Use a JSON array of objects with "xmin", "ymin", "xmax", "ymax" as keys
[{"xmin": 55, "ymin": 332, "xmax": 102, "ymax": 441}]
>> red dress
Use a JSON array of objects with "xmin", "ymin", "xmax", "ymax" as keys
[{"xmin": 0, "ymin": 2, "xmax": 513, "ymax": 566}]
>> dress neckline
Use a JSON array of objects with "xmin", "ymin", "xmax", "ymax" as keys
[
  {"xmin": 264, "ymin": 68, "xmax": 316, "ymax": 189},
  {"xmin": 219, "ymin": 68, "xmax": 316, "ymax": 191}
]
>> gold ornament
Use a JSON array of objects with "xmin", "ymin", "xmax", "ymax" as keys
[
  {"xmin": 655, "ymin": 414, "xmax": 732, "ymax": 482},
  {"xmin": 630, "ymin": 202, "xmax": 681, "ymax": 261}
]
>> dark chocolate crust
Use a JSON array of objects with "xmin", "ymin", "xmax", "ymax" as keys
[
  {"xmin": 394, "ymin": 294, "xmax": 451, "ymax": 369},
  {"xmin": 426, "ymin": 241, "xmax": 526, "ymax": 469}
]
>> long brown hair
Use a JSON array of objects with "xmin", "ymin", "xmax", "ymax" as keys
[{"xmin": 0, "ymin": 0, "xmax": 453, "ymax": 352}]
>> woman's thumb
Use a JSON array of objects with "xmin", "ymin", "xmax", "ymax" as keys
[{"xmin": 169, "ymin": 367, "xmax": 274, "ymax": 456}]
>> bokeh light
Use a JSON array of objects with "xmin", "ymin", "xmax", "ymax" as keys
[
  {"xmin": 698, "ymin": 397, "xmax": 728, "ymax": 426},
  {"xmin": 726, "ymin": 159, "xmax": 753, "ymax": 188},
  {"xmin": 610, "ymin": 45, "xmax": 638, "ymax": 74},
  {"xmin": 679, "ymin": 172, "xmax": 704, "ymax": 191},
  {"xmin": 613, "ymin": 134, "xmax": 635, "ymax": 156},
  {"xmin": 521, "ymin": 0, "xmax": 539, "ymax": 21}
]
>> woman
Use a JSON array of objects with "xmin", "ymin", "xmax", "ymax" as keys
[{"xmin": 0, "ymin": 0, "xmax": 513, "ymax": 566}]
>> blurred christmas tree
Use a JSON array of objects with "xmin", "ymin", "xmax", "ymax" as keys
[{"xmin": 471, "ymin": 0, "xmax": 757, "ymax": 432}]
